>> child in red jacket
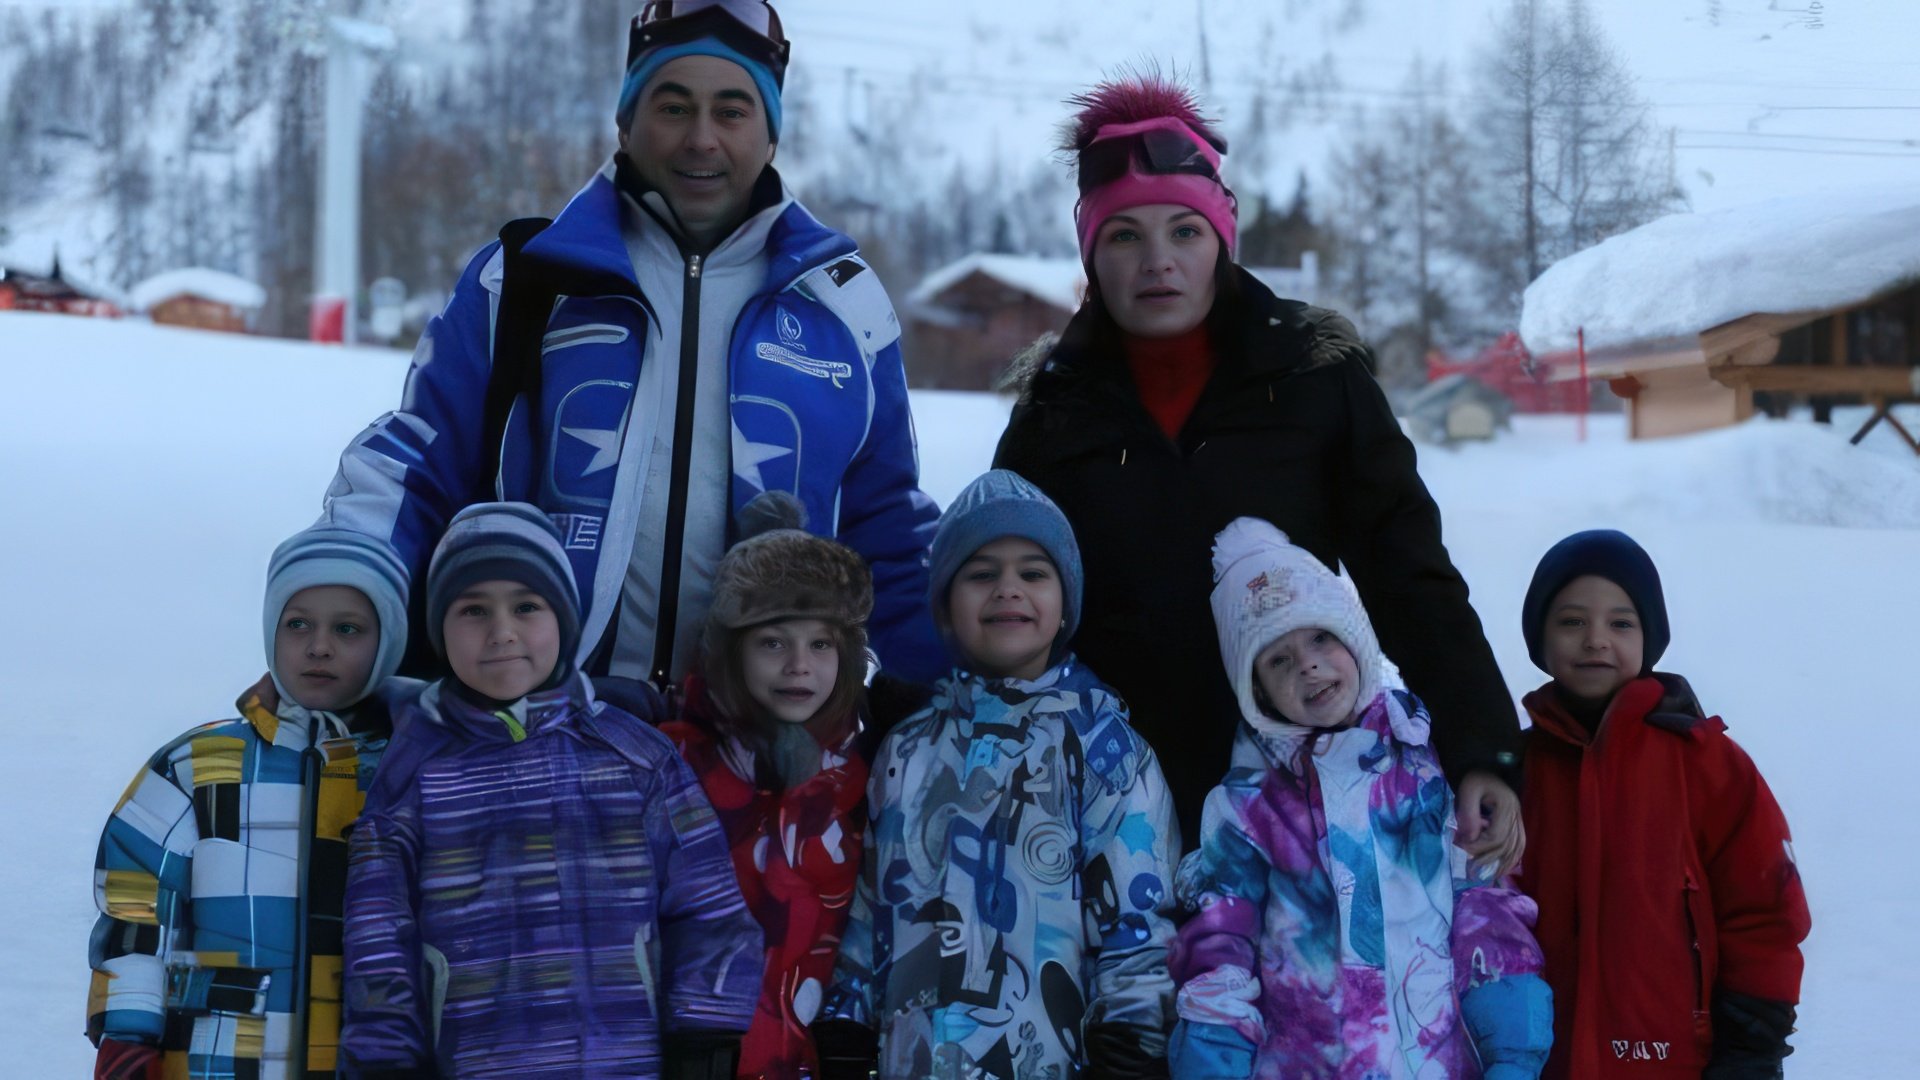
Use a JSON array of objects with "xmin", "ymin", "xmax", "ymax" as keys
[
  {"xmin": 662, "ymin": 495, "xmax": 878, "ymax": 1080},
  {"xmin": 1514, "ymin": 530, "xmax": 1810, "ymax": 1079}
]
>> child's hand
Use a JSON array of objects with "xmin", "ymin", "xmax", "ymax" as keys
[{"xmin": 1455, "ymin": 770, "xmax": 1526, "ymax": 879}]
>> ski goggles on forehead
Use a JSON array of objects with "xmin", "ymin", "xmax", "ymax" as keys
[
  {"xmin": 630, "ymin": 0, "xmax": 790, "ymax": 76},
  {"xmin": 1077, "ymin": 123, "xmax": 1223, "ymax": 196}
]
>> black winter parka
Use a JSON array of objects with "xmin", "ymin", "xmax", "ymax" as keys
[{"xmin": 993, "ymin": 271, "xmax": 1520, "ymax": 847}]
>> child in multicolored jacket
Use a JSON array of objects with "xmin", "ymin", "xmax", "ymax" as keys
[
  {"xmin": 1515, "ymin": 530, "xmax": 1808, "ymax": 1079},
  {"xmin": 1171, "ymin": 517, "xmax": 1552, "ymax": 1080},
  {"xmin": 662, "ymin": 496, "xmax": 880, "ymax": 1080},
  {"xmin": 87, "ymin": 525, "xmax": 411, "ymax": 1080},
  {"xmin": 818, "ymin": 469, "xmax": 1180, "ymax": 1080},
  {"xmin": 340, "ymin": 502, "xmax": 762, "ymax": 1077}
]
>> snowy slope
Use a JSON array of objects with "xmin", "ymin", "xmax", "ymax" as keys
[{"xmin": 2, "ymin": 311, "xmax": 1918, "ymax": 1073}]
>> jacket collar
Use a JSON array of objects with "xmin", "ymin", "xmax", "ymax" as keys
[
  {"xmin": 417, "ymin": 671, "xmax": 597, "ymax": 745},
  {"xmin": 522, "ymin": 157, "xmax": 855, "ymax": 301},
  {"xmin": 1007, "ymin": 269, "xmax": 1360, "ymax": 465},
  {"xmin": 236, "ymin": 673, "xmax": 371, "ymax": 750},
  {"xmin": 1523, "ymin": 672, "xmax": 1723, "ymax": 747},
  {"xmin": 1234, "ymin": 689, "xmax": 1428, "ymax": 773},
  {"xmin": 1026, "ymin": 268, "xmax": 1342, "ymax": 401}
]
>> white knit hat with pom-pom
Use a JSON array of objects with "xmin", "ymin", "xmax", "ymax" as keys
[{"xmin": 1209, "ymin": 517, "xmax": 1384, "ymax": 726}]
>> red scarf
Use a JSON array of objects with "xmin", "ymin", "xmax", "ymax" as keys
[{"xmin": 1124, "ymin": 321, "xmax": 1216, "ymax": 439}]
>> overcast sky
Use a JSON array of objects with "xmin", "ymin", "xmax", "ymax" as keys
[{"xmin": 12, "ymin": 0, "xmax": 1918, "ymax": 217}]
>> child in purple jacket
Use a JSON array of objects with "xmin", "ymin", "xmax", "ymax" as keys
[{"xmin": 340, "ymin": 503, "xmax": 762, "ymax": 1077}]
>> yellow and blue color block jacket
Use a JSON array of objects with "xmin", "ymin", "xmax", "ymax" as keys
[{"xmin": 87, "ymin": 678, "xmax": 395, "ymax": 1079}]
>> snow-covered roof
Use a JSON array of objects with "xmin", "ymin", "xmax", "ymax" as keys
[
  {"xmin": 908, "ymin": 254, "xmax": 1088, "ymax": 313},
  {"xmin": 1521, "ymin": 184, "xmax": 1920, "ymax": 354},
  {"xmin": 129, "ymin": 268, "xmax": 267, "ymax": 312},
  {"xmin": 909, "ymin": 251, "xmax": 1321, "ymax": 315}
]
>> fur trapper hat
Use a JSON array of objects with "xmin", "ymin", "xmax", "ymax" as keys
[{"xmin": 701, "ymin": 492, "xmax": 873, "ymax": 734}]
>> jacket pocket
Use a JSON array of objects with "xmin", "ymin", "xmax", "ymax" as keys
[
  {"xmin": 633, "ymin": 923, "xmax": 659, "ymax": 1019},
  {"xmin": 541, "ymin": 323, "xmax": 630, "ymax": 353},
  {"xmin": 165, "ymin": 963, "xmax": 272, "ymax": 1016},
  {"xmin": 422, "ymin": 943, "xmax": 449, "ymax": 1046}
]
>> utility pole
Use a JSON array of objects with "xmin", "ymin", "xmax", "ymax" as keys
[
  {"xmin": 311, "ymin": 15, "xmax": 395, "ymax": 344},
  {"xmin": 1196, "ymin": 0, "xmax": 1214, "ymax": 94}
]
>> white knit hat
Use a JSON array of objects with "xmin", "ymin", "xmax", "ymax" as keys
[{"xmin": 1208, "ymin": 517, "xmax": 1383, "ymax": 727}]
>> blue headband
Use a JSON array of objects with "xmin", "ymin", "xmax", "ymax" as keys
[{"xmin": 616, "ymin": 38, "xmax": 782, "ymax": 139}]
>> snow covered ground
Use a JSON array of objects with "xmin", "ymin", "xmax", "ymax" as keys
[{"xmin": 3, "ymin": 311, "xmax": 1917, "ymax": 1074}]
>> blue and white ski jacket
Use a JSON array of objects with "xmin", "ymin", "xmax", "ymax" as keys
[{"xmin": 322, "ymin": 164, "xmax": 945, "ymax": 681}]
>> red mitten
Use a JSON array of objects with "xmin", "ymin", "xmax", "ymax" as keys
[{"xmin": 95, "ymin": 1038, "xmax": 162, "ymax": 1080}]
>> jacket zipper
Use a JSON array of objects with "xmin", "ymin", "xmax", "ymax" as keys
[
  {"xmin": 1683, "ymin": 873, "xmax": 1707, "ymax": 1016},
  {"xmin": 650, "ymin": 251, "xmax": 703, "ymax": 689},
  {"xmin": 291, "ymin": 736, "xmax": 321, "ymax": 1076}
]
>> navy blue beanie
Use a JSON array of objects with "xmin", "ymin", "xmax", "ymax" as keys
[
  {"xmin": 1521, "ymin": 529, "xmax": 1670, "ymax": 675},
  {"xmin": 426, "ymin": 503, "xmax": 582, "ymax": 685},
  {"xmin": 929, "ymin": 470, "xmax": 1084, "ymax": 666}
]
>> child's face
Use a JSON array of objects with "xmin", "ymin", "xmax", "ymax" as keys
[
  {"xmin": 441, "ymin": 580, "xmax": 561, "ymax": 701},
  {"xmin": 274, "ymin": 585, "xmax": 381, "ymax": 712},
  {"xmin": 1542, "ymin": 574, "xmax": 1645, "ymax": 706},
  {"xmin": 740, "ymin": 618, "xmax": 840, "ymax": 724},
  {"xmin": 946, "ymin": 536, "xmax": 1063, "ymax": 682},
  {"xmin": 1254, "ymin": 627, "xmax": 1360, "ymax": 729}
]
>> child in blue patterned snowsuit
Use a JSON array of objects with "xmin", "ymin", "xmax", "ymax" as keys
[
  {"xmin": 818, "ymin": 469, "xmax": 1180, "ymax": 1080},
  {"xmin": 1171, "ymin": 518, "xmax": 1552, "ymax": 1079}
]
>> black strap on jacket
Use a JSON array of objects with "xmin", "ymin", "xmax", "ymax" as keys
[
  {"xmin": 395, "ymin": 217, "xmax": 554, "ymax": 679},
  {"xmin": 479, "ymin": 216, "xmax": 557, "ymax": 497}
]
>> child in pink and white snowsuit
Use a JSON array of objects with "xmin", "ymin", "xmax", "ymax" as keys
[{"xmin": 1170, "ymin": 518, "xmax": 1553, "ymax": 1079}]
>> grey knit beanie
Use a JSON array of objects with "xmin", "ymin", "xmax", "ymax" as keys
[{"xmin": 263, "ymin": 525, "xmax": 410, "ymax": 707}]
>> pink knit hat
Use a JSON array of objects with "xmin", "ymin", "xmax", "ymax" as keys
[{"xmin": 1065, "ymin": 72, "xmax": 1237, "ymax": 262}]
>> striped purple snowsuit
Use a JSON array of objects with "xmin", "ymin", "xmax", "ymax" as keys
[{"xmin": 341, "ymin": 674, "xmax": 762, "ymax": 1076}]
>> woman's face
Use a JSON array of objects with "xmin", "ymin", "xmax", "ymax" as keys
[{"xmin": 1091, "ymin": 203, "xmax": 1220, "ymax": 338}]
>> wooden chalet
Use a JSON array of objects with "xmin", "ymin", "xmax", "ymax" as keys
[{"xmin": 1521, "ymin": 189, "xmax": 1920, "ymax": 452}]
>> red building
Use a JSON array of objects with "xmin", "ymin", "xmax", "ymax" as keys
[{"xmin": 0, "ymin": 258, "xmax": 121, "ymax": 318}]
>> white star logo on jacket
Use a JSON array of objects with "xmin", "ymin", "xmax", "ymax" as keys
[
  {"xmin": 562, "ymin": 425, "xmax": 621, "ymax": 476},
  {"xmin": 732, "ymin": 419, "xmax": 793, "ymax": 492}
]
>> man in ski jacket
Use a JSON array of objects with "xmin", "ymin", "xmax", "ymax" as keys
[{"xmin": 319, "ymin": 0, "xmax": 945, "ymax": 688}]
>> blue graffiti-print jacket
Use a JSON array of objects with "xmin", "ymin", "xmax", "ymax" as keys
[
  {"xmin": 823, "ymin": 656, "xmax": 1180, "ymax": 1078},
  {"xmin": 320, "ymin": 161, "xmax": 945, "ymax": 681}
]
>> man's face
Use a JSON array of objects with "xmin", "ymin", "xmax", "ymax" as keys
[{"xmin": 619, "ymin": 54, "xmax": 775, "ymax": 249}]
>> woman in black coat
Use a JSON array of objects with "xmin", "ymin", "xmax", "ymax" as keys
[{"xmin": 994, "ymin": 72, "xmax": 1523, "ymax": 865}]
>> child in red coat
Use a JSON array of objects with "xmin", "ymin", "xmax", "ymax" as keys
[
  {"xmin": 1514, "ymin": 530, "xmax": 1810, "ymax": 1079},
  {"xmin": 662, "ymin": 496, "xmax": 878, "ymax": 1080}
]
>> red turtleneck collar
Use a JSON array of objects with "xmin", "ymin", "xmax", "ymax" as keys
[{"xmin": 1123, "ymin": 321, "xmax": 1216, "ymax": 440}]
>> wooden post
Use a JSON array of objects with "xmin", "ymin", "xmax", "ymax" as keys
[{"xmin": 1578, "ymin": 326, "xmax": 1589, "ymax": 443}]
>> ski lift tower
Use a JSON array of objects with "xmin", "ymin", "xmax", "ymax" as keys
[{"xmin": 310, "ymin": 16, "xmax": 395, "ymax": 344}]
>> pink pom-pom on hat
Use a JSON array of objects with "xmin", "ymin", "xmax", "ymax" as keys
[{"xmin": 1064, "ymin": 70, "xmax": 1238, "ymax": 262}]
